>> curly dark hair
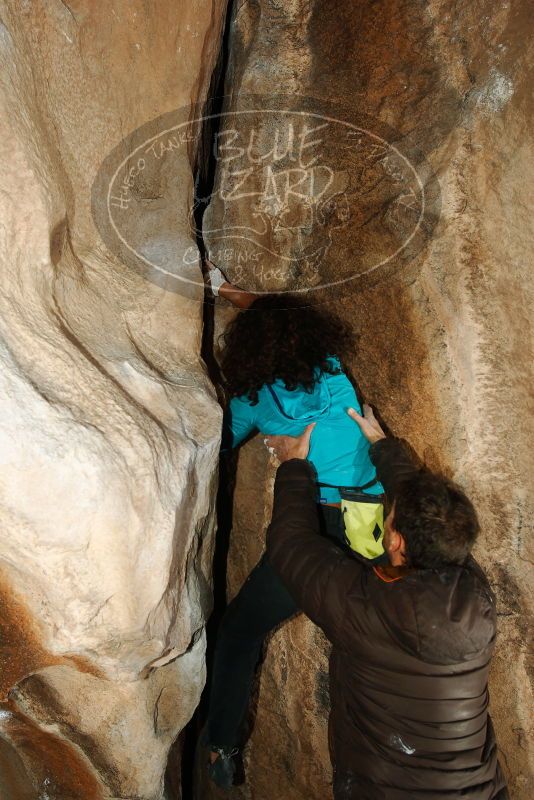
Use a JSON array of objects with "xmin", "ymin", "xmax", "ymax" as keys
[
  {"xmin": 220, "ymin": 294, "xmax": 355, "ymax": 403},
  {"xmin": 393, "ymin": 471, "xmax": 479, "ymax": 569}
]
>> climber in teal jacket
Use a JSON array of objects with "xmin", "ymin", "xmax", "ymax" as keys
[
  {"xmin": 202, "ymin": 260, "xmax": 383, "ymax": 790},
  {"xmin": 225, "ymin": 355, "xmax": 383, "ymax": 505}
]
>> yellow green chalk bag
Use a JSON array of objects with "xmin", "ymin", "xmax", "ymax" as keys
[
  {"xmin": 339, "ymin": 489, "xmax": 385, "ymax": 560},
  {"xmin": 318, "ymin": 479, "xmax": 386, "ymax": 561}
]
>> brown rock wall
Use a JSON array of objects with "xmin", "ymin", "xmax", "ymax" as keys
[{"xmin": 198, "ymin": 1, "xmax": 534, "ymax": 798}]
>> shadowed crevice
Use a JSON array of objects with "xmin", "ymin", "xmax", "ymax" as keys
[{"xmin": 165, "ymin": 2, "xmax": 237, "ymax": 798}]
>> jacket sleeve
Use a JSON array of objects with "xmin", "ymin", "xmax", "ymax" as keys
[
  {"xmin": 221, "ymin": 395, "xmax": 258, "ymax": 450},
  {"xmin": 369, "ymin": 437, "xmax": 423, "ymax": 500},
  {"xmin": 266, "ymin": 459, "xmax": 369, "ymax": 648}
]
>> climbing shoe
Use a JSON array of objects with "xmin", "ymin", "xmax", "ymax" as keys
[{"xmin": 206, "ymin": 745, "xmax": 239, "ymax": 790}]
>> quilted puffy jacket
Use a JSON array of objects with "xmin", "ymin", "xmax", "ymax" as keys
[{"xmin": 266, "ymin": 438, "xmax": 508, "ymax": 800}]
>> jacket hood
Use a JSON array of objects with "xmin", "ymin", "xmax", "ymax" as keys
[
  {"xmin": 370, "ymin": 558, "xmax": 496, "ymax": 665},
  {"xmin": 267, "ymin": 371, "xmax": 332, "ymax": 421}
]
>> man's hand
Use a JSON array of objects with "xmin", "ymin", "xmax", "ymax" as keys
[
  {"xmin": 263, "ymin": 423, "xmax": 316, "ymax": 462},
  {"xmin": 347, "ymin": 404, "xmax": 386, "ymax": 443}
]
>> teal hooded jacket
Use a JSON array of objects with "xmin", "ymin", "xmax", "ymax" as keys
[{"xmin": 223, "ymin": 357, "xmax": 383, "ymax": 504}]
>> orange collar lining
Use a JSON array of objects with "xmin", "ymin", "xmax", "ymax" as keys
[{"xmin": 373, "ymin": 566, "xmax": 404, "ymax": 583}]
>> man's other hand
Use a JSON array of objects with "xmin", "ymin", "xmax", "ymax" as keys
[
  {"xmin": 263, "ymin": 423, "xmax": 316, "ymax": 463},
  {"xmin": 348, "ymin": 404, "xmax": 386, "ymax": 443}
]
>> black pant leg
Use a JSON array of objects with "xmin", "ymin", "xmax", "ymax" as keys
[
  {"xmin": 206, "ymin": 554, "xmax": 299, "ymax": 748},
  {"xmin": 318, "ymin": 504, "xmax": 348, "ymax": 548}
]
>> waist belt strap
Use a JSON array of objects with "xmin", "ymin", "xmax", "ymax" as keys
[{"xmin": 317, "ymin": 477, "xmax": 379, "ymax": 492}]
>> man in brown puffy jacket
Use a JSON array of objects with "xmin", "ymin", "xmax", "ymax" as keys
[{"xmin": 264, "ymin": 406, "xmax": 508, "ymax": 800}]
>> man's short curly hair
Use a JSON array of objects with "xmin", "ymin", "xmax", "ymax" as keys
[
  {"xmin": 393, "ymin": 471, "xmax": 480, "ymax": 569},
  {"xmin": 220, "ymin": 294, "xmax": 355, "ymax": 403}
]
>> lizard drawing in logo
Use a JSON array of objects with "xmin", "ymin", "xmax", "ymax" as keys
[{"xmin": 191, "ymin": 164, "xmax": 351, "ymax": 291}]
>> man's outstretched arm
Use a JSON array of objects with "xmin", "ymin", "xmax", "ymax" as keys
[
  {"xmin": 265, "ymin": 426, "xmax": 368, "ymax": 647},
  {"xmin": 348, "ymin": 405, "xmax": 422, "ymax": 500}
]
